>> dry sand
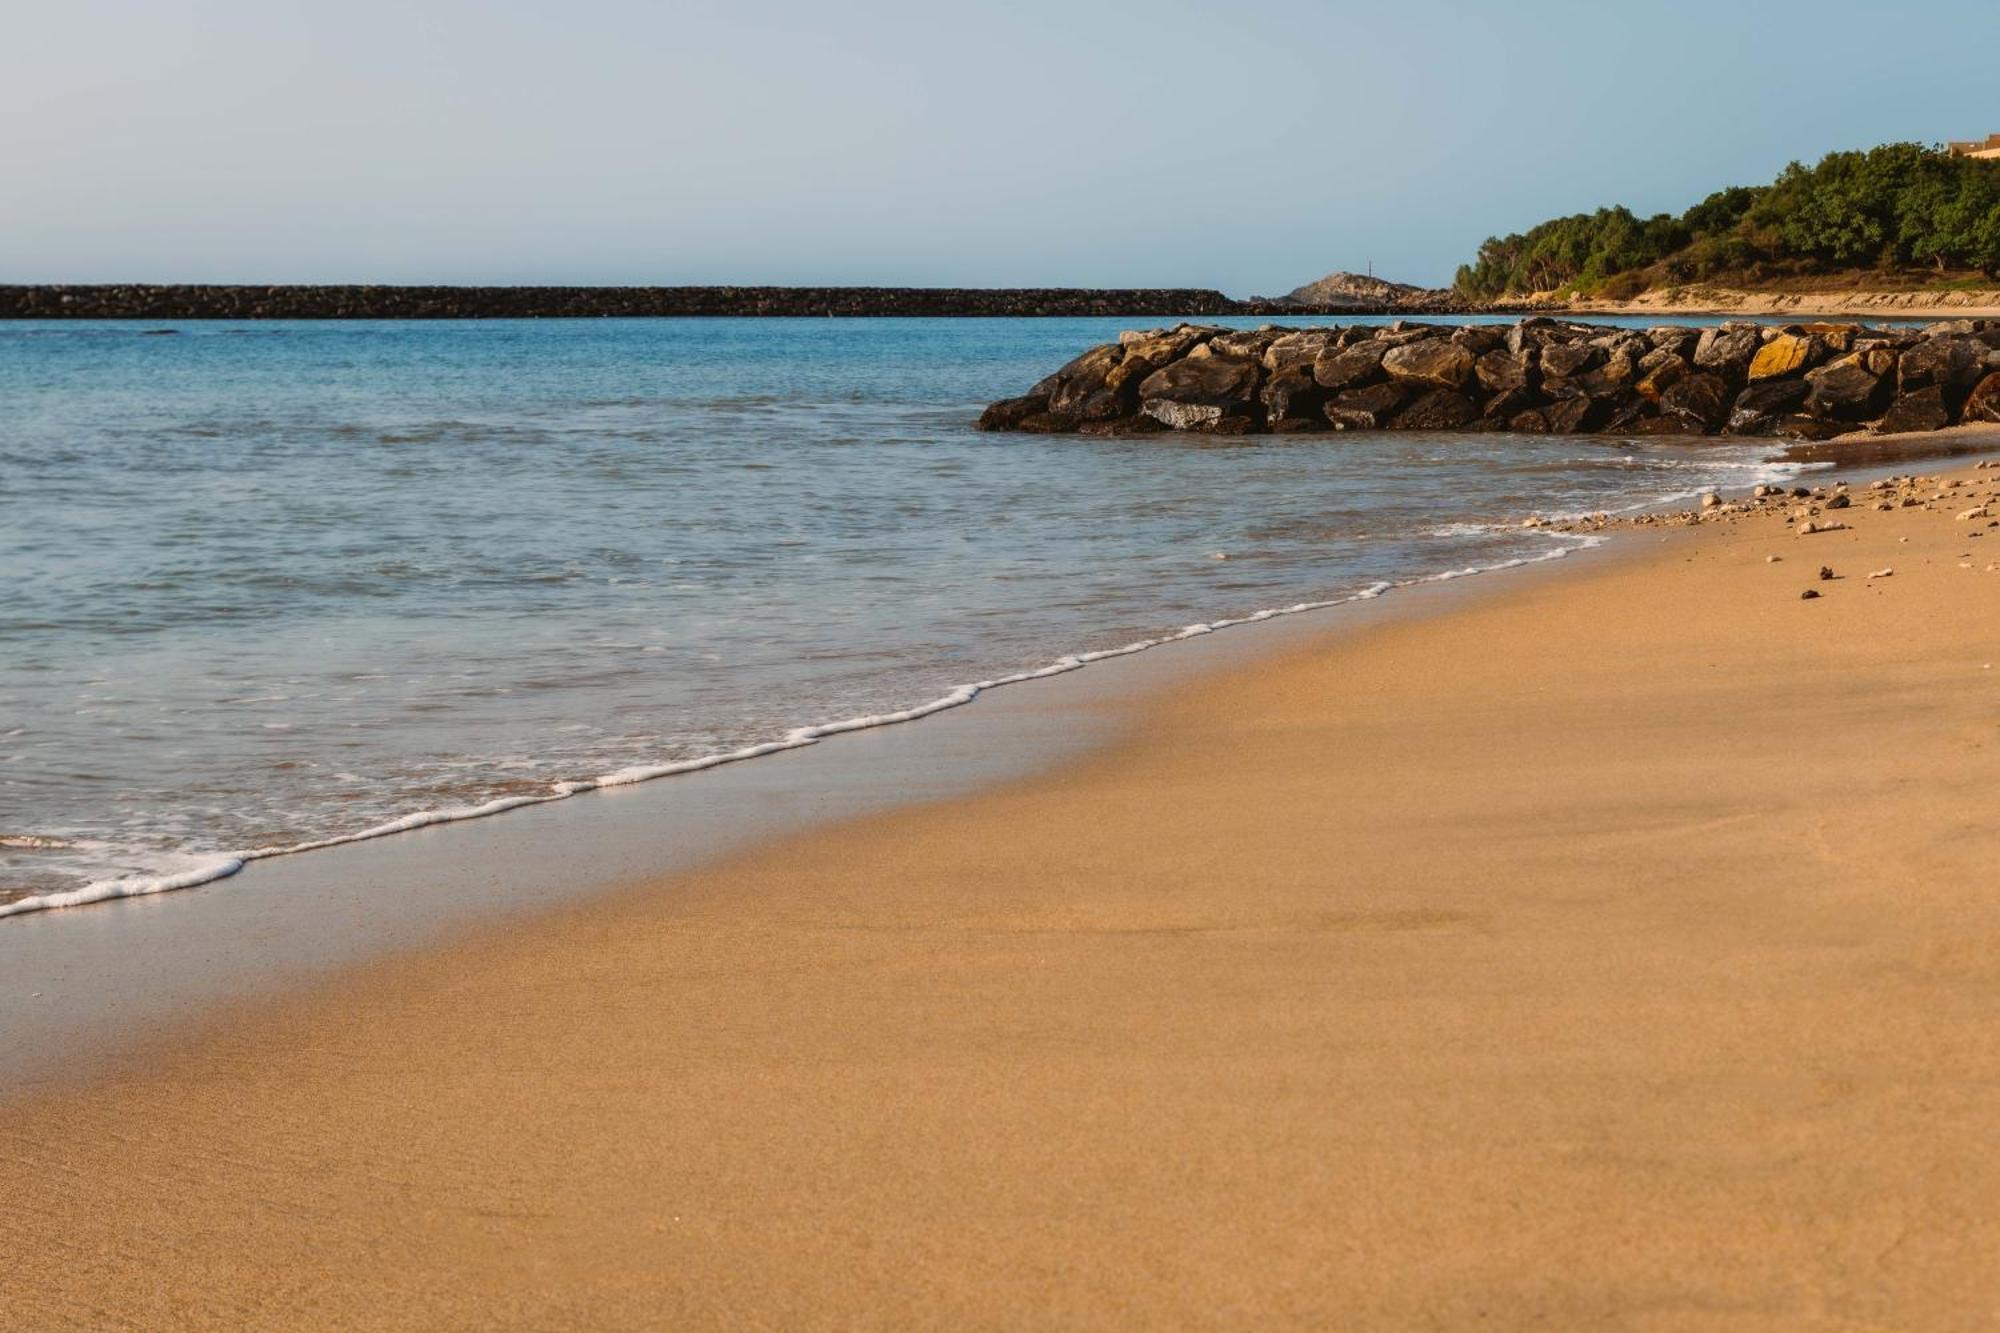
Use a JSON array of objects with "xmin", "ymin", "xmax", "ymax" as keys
[
  {"xmin": 1566, "ymin": 285, "xmax": 2000, "ymax": 320},
  {"xmin": 6, "ymin": 465, "xmax": 2000, "ymax": 1330}
]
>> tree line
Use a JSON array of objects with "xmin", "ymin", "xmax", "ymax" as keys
[{"xmin": 1453, "ymin": 143, "xmax": 2000, "ymax": 299}]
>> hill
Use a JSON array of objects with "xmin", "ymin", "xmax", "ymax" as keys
[{"xmin": 1455, "ymin": 143, "xmax": 2000, "ymax": 302}]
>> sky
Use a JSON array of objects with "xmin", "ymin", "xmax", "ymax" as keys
[{"xmin": 5, "ymin": 0, "xmax": 1998, "ymax": 293}]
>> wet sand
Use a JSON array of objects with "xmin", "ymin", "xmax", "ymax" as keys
[{"xmin": 6, "ymin": 463, "xmax": 2000, "ymax": 1329}]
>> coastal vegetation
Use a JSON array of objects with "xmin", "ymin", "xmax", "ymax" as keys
[{"xmin": 1455, "ymin": 144, "xmax": 2000, "ymax": 301}]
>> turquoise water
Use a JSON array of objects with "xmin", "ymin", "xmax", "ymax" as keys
[{"xmin": 0, "ymin": 316, "xmax": 1813, "ymax": 912}]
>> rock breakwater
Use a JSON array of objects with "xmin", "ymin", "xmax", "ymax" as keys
[
  {"xmin": 1, "ymin": 285, "xmax": 1259, "ymax": 320},
  {"xmin": 978, "ymin": 318, "xmax": 2000, "ymax": 440}
]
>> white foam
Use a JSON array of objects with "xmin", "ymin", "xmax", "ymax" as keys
[{"xmin": 0, "ymin": 530, "xmax": 1604, "ymax": 924}]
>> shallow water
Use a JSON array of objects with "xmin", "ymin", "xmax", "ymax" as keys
[{"xmin": 0, "ymin": 315, "xmax": 1816, "ymax": 912}]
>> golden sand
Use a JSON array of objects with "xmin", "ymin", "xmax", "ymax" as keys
[{"xmin": 6, "ymin": 465, "xmax": 2000, "ymax": 1330}]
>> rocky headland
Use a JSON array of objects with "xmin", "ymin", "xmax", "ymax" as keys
[{"xmin": 977, "ymin": 318, "xmax": 2000, "ymax": 440}]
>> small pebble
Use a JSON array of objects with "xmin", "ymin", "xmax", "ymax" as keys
[
  {"xmin": 1867, "ymin": 567, "xmax": 1894, "ymax": 579},
  {"xmin": 1800, "ymin": 589, "xmax": 1820, "ymax": 600}
]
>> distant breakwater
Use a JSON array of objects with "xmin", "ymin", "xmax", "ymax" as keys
[
  {"xmin": 978, "ymin": 318, "xmax": 2000, "ymax": 440},
  {"xmin": 0, "ymin": 284, "xmax": 1479, "ymax": 321}
]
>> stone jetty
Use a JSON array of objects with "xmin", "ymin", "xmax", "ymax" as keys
[
  {"xmin": 0, "ymin": 285, "xmax": 1390, "ymax": 321},
  {"xmin": 978, "ymin": 318, "xmax": 2000, "ymax": 439}
]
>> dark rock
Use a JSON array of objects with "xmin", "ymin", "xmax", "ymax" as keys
[
  {"xmin": 1776, "ymin": 416, "xmax": 1850, "ymax": 442},
  {"xmin": 1635, "ymin": 352, "xmax": 1690, "ymax": 402},
  {"xmin": 1259, "ymin": 363, "xmax": 1330, "ymax": 428},
  {"xmin": 1313, "ymin": 339, "xmax": 1389, "ymax": 391},
  {"xmin": 1392, "ymin": 388, "xmax": 1479, "ymax": 430},
  {"xmin": 1646, "ymin": 326, "xmax": 1700, "ymax": 359},
  {"xmin": 1804, "ymin": 355, "xmax": 1890, "ymax": 421},
  {"xmin": 1897, "ymin": 336, "xmax": 1985, "ymax": 395},
  {"xmin": 1381, "ymin": 338, "xmax": 1475, "ymax": 391},
  {"xmin": 1481, "ymin": 386, "xmax": 1539, "ymax": 423},
  {"xmin": 1325, "ymin": 383, "xmax": 1408, "ymax": 430},
  {"xmin": 1963, "ymin": 371, "xmax": 2000, "ymax": 423},
  {"xmin": 1693, "ymin": 324, "xmax": 1762, "ymax": 377},
  {"xmin": 1045, "ymin": 343, "xmax": 1133, "ymax": 420},
  {"xmin": 1599, "ymin": 394, "xmax": 1652, "ymax": 432},
  {"xmin": 1137, "ymin": 348, "xmax": 1263, "ymax": 430},
  {"xmin": 977, "ymin": 394, "xmax": 1050, "ymax": 432},
  {"xmin": 1474, "ymin": 348, "xmax": 1533, "ymax": 393},
  {"xmin": 1876, "ymin": 385, "xmax": 1953, "ymax": 435},
  {"xmin": 1538, "ymin": 342, "xmax": 1602, "ymax": 380},
  {"xmin": 1450, "ymin": 325, "xmax": 1507, "ymax": 355},
  {"xmin": 1658, "ymin": 373, "xmax": 1732, "ymax": 433},
  {"xmin": 1624, "ymin": 415, "xmax": 1700, "ymax": 436},
  {"xmin": 1541, "ymin": 396, "xmax": 1595, "ymax": 434},
  {"xmin": 1726, "ymin": 379, "xmax": 1811, "ymax": 434}
]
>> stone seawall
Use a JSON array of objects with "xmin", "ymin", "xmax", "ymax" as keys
[
  {"xmin": 978, "ymin": 318, "xmax": 2000, "ymax": 440},
  {"xmin": 2, "ymin": 284, "xmax": 1293, "ymax": 320}
]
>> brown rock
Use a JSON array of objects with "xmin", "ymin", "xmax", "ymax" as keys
[
  {"xmin": 1539, "ymin": 342, "xmax": 1602, "ymax": 380},
  {"xmin": 1392, "ymin": 388, "xmax": 1479, "ymax": 430},
  {"xmin": 1693, "ymin": 324, "xmax": 1762, "ymax": 376},
  {"xmin": 1635, "ymin": 352, "xmax": 1690, "ymax": 402},
  {"xmin": 1259, "ymin": 363, "xmax": 1329, "ymax": 428},
  {"xmin": 1804, "ymin": 355, "xmax": 1891, "ymax": 421},
  {"xmin": 1747, "ymin": 333, "xmax": 1825, "ymax": 381},
  {"xmin": 1324, "ymin": 382, "xmax": 1408, "ymax": 430},
  {"xmin": 1312, "ymin": 339, "xmax": 1389, "ymax": 391},
  {"xmin": 1380, "ymin": 338, "xmax": 1475, "ymax": 391},
  {"xmin": 1875, "ymin": 385, "xmax": 1952, "ymax": 435},
  {"xmin": 1474, "ymin": 348, "xmax": 1532, "ymax": 393},
  {"xmin": 1658, "ymin": 373, "xmax": 1731, "ymax": 433},
  {"xmin": 1963, "ymin": 371, "xmax": 2000, "ymax": 423}
]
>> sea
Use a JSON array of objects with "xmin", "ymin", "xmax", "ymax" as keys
[{"xmin": 0, "ymin": 315, "xmax": 1823, "ymax": 916}]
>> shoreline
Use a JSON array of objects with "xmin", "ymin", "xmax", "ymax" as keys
[
  {"xmin": 7, "ymin": 455, "xmax": 1999, "ymax": 1325},
  {"xmin": 0, "ymin": 523, "xmax": 1621, "ymax": 1093},
  {"xmin": 5, "ymin": 430, "xmax": 1993, "ymax": 1093}
]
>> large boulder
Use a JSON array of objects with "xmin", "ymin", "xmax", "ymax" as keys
[
  {"xmin": 1261, "ymin": 329, "xmax": 1333, "ymax": 373},
  {"xmin": 1450, "ymin": 325, "xmax": 1508, "ymax": 356},
  {"xmin": 1138, "ymin": 347, "xmax": 1263, "ymax": 430},
  {"xmin": 1658, "ymin": 373, "xmax": 1732, "ymax": 433},
  {"xmin": 1474, "ymin": 348, "xmax": 1533, "ymax": 393},
  {"xmin": 1380, "ymin": 338, "xmax": 1475, "ymax": 391},
  {"xmin": 1747, "ymin": 333, "xmax": 1826, "ymax": 381},
  {"xmin": 1963, "ymin": 371, "xmax": 2000, "ymax": 423},
  {"xmin": 1693, "ymin": 324, "xmax": 1762, "ymax": 377},
  {"xmin": 1481, "ymin": 385, "xmax": 1539, "ymax": 425},
  {"xmin": 1324, "ymin": 382, "xmax": 1408, "ymax": 430},
  {"xmin": 1896, "ymin": 335, "xmax": 1986, "ymax": 395},
  {"xmin": 1506, "ymin": 317, "xmax": 1584, "ymax": 355},
  {"xmin": 1393, "ymin": 388, "xmax": 1479, "ymax": 430},
  {"xmin": 1313, "ymin": 339, "xmax": 1389, "ymax": 391},
  {"xmin": 1511, "ymin": 395, "xmax": 1595, "ymax": 434},
  {"xmin": 1804, "ymin": 354, "xmax": 1891, "ymax": 421},
  {"xmin": 1635, "ymin": 351, "xmax": 1690, "ymax": 402},
  {"xmin": 1042, "ymin": 343, "xmax": 1127, "ymax": 420},
  {"xmin": 1875, "ymin": 385, "xmax": 1953, "ymax": 435},
  {"xmin": 977, "ymin": 394, "xmax": 1051, "ymax": 432},
  {"xmin": 1207, "ymin": 328, "xmax": 1282, "ymax": 362},
  {"xmin": 1538, "ymin": 341, "xmax": 1602, "ymax": 380},
  {"xmin": 1646, "ymin": 326, "xmax": 1700, "ymax": 359},
  {"xmin": 1726, "ymin": 379, "xmax": 1811, "ymax": 434},
  {"xmin": 1260, "ymin": 362, "xmax": 1330, "ymax": 429}
]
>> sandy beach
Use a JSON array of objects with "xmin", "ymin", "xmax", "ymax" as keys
[{"xmin": 7, "ymin": 458, "xmax": 2000, "ymax": 1329}]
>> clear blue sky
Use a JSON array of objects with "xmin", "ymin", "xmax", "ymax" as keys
[{"xmin": 5, "ymin": 0, "xmax": 1996, "ymax": 291}]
